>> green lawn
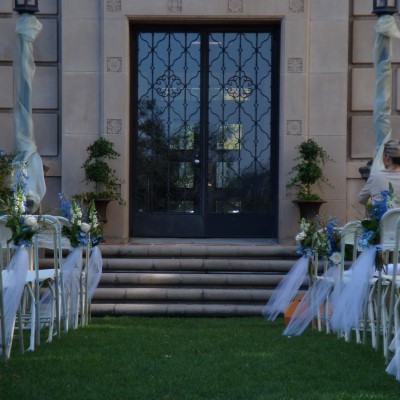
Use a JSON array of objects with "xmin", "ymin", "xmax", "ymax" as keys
[{"xmin": 0, "ymin": 317, "xmax": 398, "ymax": 400}]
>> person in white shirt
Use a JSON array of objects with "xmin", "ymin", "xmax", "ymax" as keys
[{"xmin": 358, "ymin": 140, "xmax": 400, "ymax": 205}]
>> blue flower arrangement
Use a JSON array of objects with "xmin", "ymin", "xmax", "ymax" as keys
[
  {"xmin": 59, "ymin": 194, "xmax": 90, "ymax": 248},
  {"xmin": 59, "ymin": 194, "xmax": 103, "ymax": 248},
  {"xmin": 358, "ymin": 183, "xmax": 396, "ymax": 249},
  {"xmin": 1, "ymin": 169, "xmax": 41, "ymax": 247},
  {"xmin": 296, "ymin": 215, "xmax": 341, "ymax": 264}
]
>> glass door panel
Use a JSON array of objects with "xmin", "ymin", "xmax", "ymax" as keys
[
  {"xmin": 132, "ymin": 27, "xmax": 279, "ymax": 237},
  {"xmin": 135, "ymin": 32, "xmax": 201, "ymax": 216},
  {"xmin": 207, "ymin": 32, "xmax": 273, "ymax": 216}
]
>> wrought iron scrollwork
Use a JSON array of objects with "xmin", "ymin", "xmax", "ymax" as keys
[
  {"xmin": 155, "ymin": 74, "xmax": 185, "ymax": 98},
  {"xmin": 226, "ymin": 75, "xmax": 255, "ymax": 100}
]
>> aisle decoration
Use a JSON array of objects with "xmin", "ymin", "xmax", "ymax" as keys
[
  {"xmin": 283, "ymin": 217, "xmax": 341, "ymax": 336},
  {"xmin": 1, "ymin": 171, "xmax": 41, "ymax": 247},
  {"xmin": 58, "ymin": 194, "xmax": 89, "ymax": 329},
  {"xmin": 85, "ymin": 200, "xmax": 103, "ymax": 302},
  {"xmin": 57, "ymin": 195, "xmax": 103, "ymax": 328},
  {"xmin": 0, "ymin": 170, "xmax": 33, "ymax": 359},
  {"xmin": 387, "ymin": 330, "xmax": 400, "ymax": 381},
  {"xmin": 0, "ymin": 246, "xmax": 29, "ymax": 360},
  {"xmin": 358, "ymin": 183, "xmax": 396, "ymax": 251},
  {"xmin": 262, "ymin": 215, "xmax": 339, "ymax": 322},
  {"xmin": 330, "ymin": 185, "xmax": 396, "ymax": 335}
]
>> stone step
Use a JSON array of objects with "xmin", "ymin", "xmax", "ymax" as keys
[
  {"xmin": 43, "ymin": 242, "xmax": 302, "ymax": 317},
  {"xmin": 99, "ymin": 272, "xmax": 286, "ymax": 287},
  {"xmin": 94, "ymin": 287, "xmax": 271, "ymax": 302},
  {"xmin": 91, "ymin": 303, "xmax": 266, "ymax": 317},
  {"xmin": 101, "ymin": 258, "xmax": 294, "ymax": 272},
  {"xmin": 99, "ymin": 244, "xmax": 298, "ymax": 259}
]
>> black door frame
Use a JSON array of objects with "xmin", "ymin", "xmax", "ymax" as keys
[{"xmin": 129, "ymin": 23, "xmax": 281, "ymax": 238}]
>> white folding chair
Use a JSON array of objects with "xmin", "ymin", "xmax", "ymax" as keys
[
  {"xmin": 36, "ymin": 215, "xmax": 69, "ymax": 334},
  {"xmin": 0, "ymin": 217, "xmax": 29, "ymax": 360},
  {"xmin": 379, "ymin": 208, "xmax": 400, "ymax": 361},
  {"xmin": 336, "ymin": 221, "xmax": 363, "ymax": 341},
  {"xmin": 310, "ymin": 229, "xmax": 329, "ymax": 332},
  {"xmin": 20, "ymin": 215, "xmax": 63, "ymax": 350},
  {"xmin": 56, "ymin": 216, "xmax": 90, "ymax": 330}
]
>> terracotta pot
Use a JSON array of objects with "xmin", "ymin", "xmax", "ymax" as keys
[
  {"xmin": 293, "ymin": 199, "xmax": 326, "ymax": 220},
  {"xmin": 94, "ymin": 198, "xmax": 112, "ymax": 223}
]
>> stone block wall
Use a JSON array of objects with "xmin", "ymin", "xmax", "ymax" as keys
[
  {"xmin": 349, "ymin": 1, "xmax": 400, "ymax": 221},
  {"xmin": 0, "ymin": 0, "xmax": 60, "ymax": 210},
  {"xmin": 0, "ymin": 0, "xmax": 362, "ymax": 243}
]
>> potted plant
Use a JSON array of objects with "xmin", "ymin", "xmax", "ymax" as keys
[
  {"xmin": 75, "ymin": 137, "xmax": 124, "ymax": 222},
  {"xmin": 287, "ymin": 138, "xmax": 333, "ymax": 219},
  {"xmin": 0, "ymin": 151, "xmax": 14, "ymax": 206}
]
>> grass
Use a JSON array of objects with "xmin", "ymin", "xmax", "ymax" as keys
[{"xmin": 0, "ymin": 317, "xmax": 399, "ymax": 400}]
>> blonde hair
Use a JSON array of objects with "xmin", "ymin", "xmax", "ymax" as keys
[{"xmin": 384, "ymin": 140, "xmax": 400, "ymax": 159}]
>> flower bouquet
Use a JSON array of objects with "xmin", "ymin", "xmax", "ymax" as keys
[
  {"xmin": 358, "ymin": 183, "xmax": 396, "ymax": 249},
  {"xmin": 1, "ymin": 171, "xmax": 41, "ymax": 247},
  {"xmin": 296, "ymin": 215, "xmax": 341, "ymax": 270},
  {"xmin": 59, "ymin": 194, "xmax": 103, "ymax": 248}
]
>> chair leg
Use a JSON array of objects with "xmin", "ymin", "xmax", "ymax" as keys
[
  {"xmin": 45, "ymin": 283, "xmax": 55, "ymax": 343},
  {"xmin": 382, "ymin": 285, "xmax": 392, "ymax": 358},
  {"xmin": 17, "ymin": 304, "xmax": 24, "ymax": 354},
  {"xmin": 368, "ymin": 288, "xmax": 377, "ymax": 349}
]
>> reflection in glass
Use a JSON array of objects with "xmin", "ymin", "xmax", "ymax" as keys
[
  {"xmin": 135, "ymin": 30, "xmax": 273, "ymax": 217},
  {"xmin": 216, "ymin": 161, "xmax": 239, "ymax": 189},
  {"xmin": 208, "ymin": 32, "xmax": 272, "ymax": 214},
  {"xmin": 216, "ymin": 124, "xmax": 241, "ymax": 150},
  {"xmin": 215, "ymin": 200, "xmax": 241, "ymax": 214},
  {"xmin": 170, "ymin": 201, "xmax": 194, "ymax": 214},
  {"xmin": 136, "ymin": 32, "xmax": 201, "ymax": 214},
  {"xmin": 177, "ymin": 162, "xmax": 194, "ymax": 189}
]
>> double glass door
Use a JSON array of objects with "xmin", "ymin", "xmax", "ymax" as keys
[{"xmin": 131, "ymin": 26, "xmax": 279, "ymax": 237}]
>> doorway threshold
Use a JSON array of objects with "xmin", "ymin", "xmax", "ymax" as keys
[{"xmin": 128, "ymin": 237, "xmax": 278, "ymax": 246}]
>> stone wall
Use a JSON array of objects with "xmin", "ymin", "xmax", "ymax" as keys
[
  {"xmin": 0, "ymin": 0, "xmax": 354, "ymax": 243},
  {"xmin": 0, "ymin": 0, "xmax": 60, "ymax": 210},
  {"xmin": 349, "ymin": 1, "xmax": 400, "ymax": 221}
]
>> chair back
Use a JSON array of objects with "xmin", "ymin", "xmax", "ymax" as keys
[
  {"xmin": 341, "ymin": 220, "xmax": 362, "ymax": 247},
  {"xmin": 339, "ymin": 220, "xmax": 362, "ymax": 282},
  {"xmin": 380, "ymin": 208, "xmax": 400, "ymax": 249}
]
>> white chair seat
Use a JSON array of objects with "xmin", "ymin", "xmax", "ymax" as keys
[
  {"xmin": 25, "ymin": 269, "xmax": 56, "ymax": 284},
  {"xmin": 36, "ymin": 233, "xmax": 71, "ymax": 250}
]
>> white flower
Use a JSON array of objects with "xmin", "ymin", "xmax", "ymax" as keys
[
  {"xmin": 387, "ymin": 197, "xmax": 397, "ymax": 210},
  {"xmin": 295, "ymin": 231, "xmax": 306, "ymax": 241},
  {"xmin": 299, "ymin": 219, "xmax": 310, "ymax": 232},
  {"xmin": 80, "ymin": 222, "xmax": 91, "ymax": 233},
  {"xmin": 329, "ymin": 252, "xmax": 341, "ymax": 265},
  {"xmin": 24, "ymin": 215, "xmax": 38, "ymax": 228}
]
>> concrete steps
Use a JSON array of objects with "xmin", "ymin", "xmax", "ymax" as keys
[{"xmin": 89, "ymin": 241, "xmax": 300, "ymax": 317}]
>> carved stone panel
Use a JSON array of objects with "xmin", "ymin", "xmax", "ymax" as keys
[
  {"xmin": 287, "ymin": 120, "xmax": 302, "ymax": 136},
  {"xmin": 167, "ymin": 0, "xmax": 182, "ymax": 12},
  {"xmin": 228, "ymin": 0, "xmax": 243, "ymax": 13},
  {"xmin": 107, "ymin": 57, "xmax": 122, "ymax": 72},
  {"xmin": 106, "ymin": 0, "xmax": 121, "ymax": 12},
  {"xmin": 289, "ymin": 0, "xmax": 304, "ymax": 13},
  {"xmin": 107, "ymin": 119, "xmax": 122, "ymax": 135},
  {"xmin": 287, "ymin": 58, "xmax": 303, "ymax": 73}
]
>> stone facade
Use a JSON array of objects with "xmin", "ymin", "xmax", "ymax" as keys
[
  {"xmin": 0, "ymin": 0, "xmax": 380, "ymax": 244},
  {"xmin": 349, "ymin": 1, "xmax": 400, "ymax": 222}
]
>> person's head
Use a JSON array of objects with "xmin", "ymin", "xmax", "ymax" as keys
[{"xmin": 384, "ymin": 140, "xmax": 400, "ymax": 166}]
